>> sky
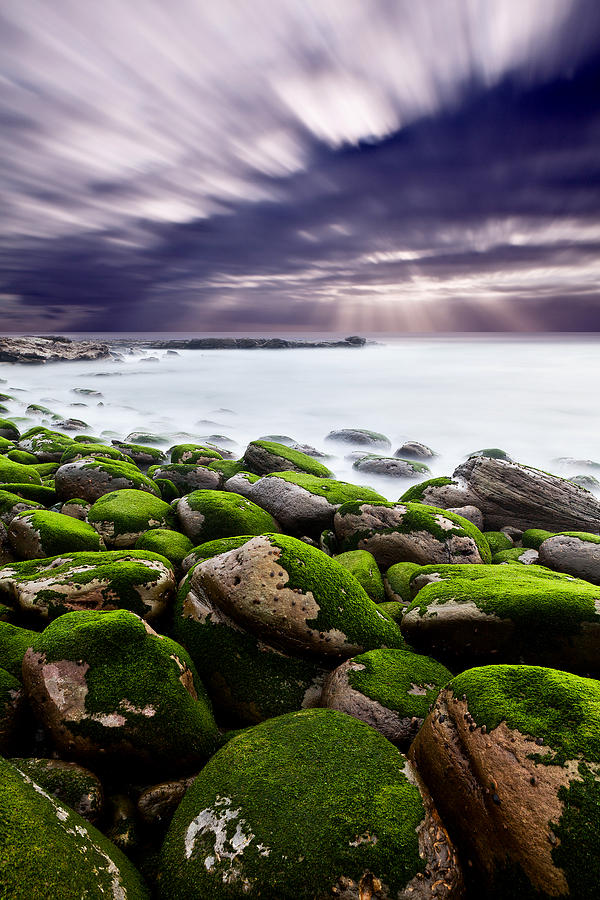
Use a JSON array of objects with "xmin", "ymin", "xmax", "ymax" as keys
[{"xmin": 1, "ymin": 0, "xmax": 600, "ymax": 333}]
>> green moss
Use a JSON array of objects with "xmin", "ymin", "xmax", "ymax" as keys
[
  {"xmin": 522, "ymin": 529, "xmax": 556, "ymax": 549},
  {"xmin": 179, "ymin": 490, "xmax": 278, "ymax": 543},
  {"xmin": 336, "ymin": 500, "xmax": 492, "ymax": 564},
  {"xmin": 6, "ymin": 449, "xmax": 38, "ymax": 465},
  {"xmin": 0, "ymin": 621, "xmax": 38, "ymax": 678},
  {"xmin": 0, "ymin": 437, "xmax": 15, "ymax": 453},
  {"xmin": 32, "ymin": 462, "xmax": 60, "ymax": 477},
  {"xmin": 148, "ymin": 463, "xmax": 221, "ymax": 492},
  {"xmin": 469, "ymin": 448, "xmax": 512, "ymax": 460},
  {"xmin": 493, "ymin": 548, "xmax": 538, "ymax": 564},
  {"xmin": 38, "ymin": 609, "xmax": 218, "ymax": 767},
  {"xmin": 155, "ymin": 478, "xmax": 180, "ymax": 501},
  {"xmin": 266, "ymin": 534, "xmax": 406, "ymax": 651},
  {"xmin": 60, "ymin": 443, "xmax": 133, "ymax": 464},
  {"xmin": 111, "ymin": 443, "xmax": 167, "ymax": 465},
  {"xmin": 0, "ymin": 756, "xmax": 150, "ymax": 899},
  {"xmin": 385, "ymin": 562, "xmax": 421, "ymax": 604},
  {"xmin": 73, "ymin": 458, "xmax": 160, "ymax": 496},
  {"xmin": 552, "ymin": 763, "xmax": 600, "ymax": 898},
  {"xmin": 484, "ymin": 531, "xmax": 514, "ymax": 554},
  {"xmin": 0, "ymin": 489, "xmax": 43, "ymax": 519},
  {"xmin": 74, "ymin": 434, "xmax": 105, "ymax": 443},
  {"xmin": 0, "ymin": 458, "xmax": 42, "ymax": 486},
  {"xmin": 376, "ymin": 602, "xmax": 405, "ymax": 624},
  {"xmin": 406, "ymin": 564, "xmax": 599, "ymax": 640},
  {"xmin": 333, "ymin": 550, "xmax": 385, "ymax": 603},
  {"xmin": 159, "ymin": 708, "xmax": 426, "ymax": 899},
  {"xmin": 246, "ymin": 440, "xmax": 333, "ymax": 477},
  {"xmin": 12, "ymin": 509, "xmax": 104, "ymax": 555},
  {"xmin": 553, "ymin": 531, "xmax": 600, "ymax": 545},
  {"xmin": 135, "ymin": 529, "xmax": 194, "ymax": 569},
  {"xmin": 10, "ymin": 758, "xmax": 102, "ymax": 821},
  {"xmin": 347, "ymin": 649, "xmax": 452, "ymax": 717},
  {"xmin": 18, "ymin": 431, "xmax": 74, "ymax": 460},
  {"xmin": 173, "ymin": 574, "xmax": 325, "ymax": 725},
  {"xmin": 208, "ymin": 459, "xmax": 247, "ymax": 480},
  {"xmin": 0, "ymin": 550, "xmax": 174, "ymax": 620},
  {"xmin": 450, "ymin": 665, "xmax": 600, "ymax": 765},
  {"xmin": 268, "ymin": 471, "xmax": 386, "ymax": 505},
  {"xmin": 88, "ymin": 489, "xmax": 177, "ymax": 543},
  {"xmin": 170, "ymin": 444, "xmax": 223, "ymax": 464},
  {"xmin": 400, "ymin": 476, "xmax": 455, "ymax": 503},
  {"xmin": 1, "ymin": 483, "xmax": 57, "ymax": 505}
]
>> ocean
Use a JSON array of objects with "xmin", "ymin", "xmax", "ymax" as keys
[{"xmin": 1, "ymin": 336, "xmax": 598, "ymax": 499}]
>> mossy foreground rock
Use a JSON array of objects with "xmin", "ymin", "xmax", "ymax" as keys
[
  {"xmin": 10, "ymin": 757, "xmax": 103, "ymax": 823},
  {"xmin": 410, "ymin": 457, "xmax": 600, "ymax": 532},
  {"xmin": 333, "ymin": 500, "xmax": 491, "ymax": 568},
  {"xmin": 22, "ymin": 609, "xmax": 219, "ymax": 774},
  {"xmin": 176, "ymin": 489, "xmax": 278, "ymax": 545},
  {"xmin": 55, "ymin": 457, "xmax": 160, "ymax": 503},
  {"xmin": 226, "ymin": 471, "xmax": 385, "ymax": 534},
  {"xmin": 181, "ymin": 535, "xmax": 255, "ymax": 573},
  {"xmin": 0, "ymin": 456, "xmax": 42, "ymax": 486},
  {"xmin": 88, "ymin": 488, "xmax": 176, "ymax": 548},
  {"xmin": 537, "ymin": 531, "xmax": 600, "ymax": 584},
  {"xmin": 243, "ymin": 439, "xmax": 333, "ymax": 477},
  {"xmin": 158, "ymin": 708, "xmax": 463, "ymax": 899},
  {"xmin": 0, "ymin": 488, "xmax": 43, "ymax": 524},
  {"xmin": 322, "ymin": 649, "xmax": 451, "ymax": 748},
  {"xmin": 401, "ymin": 563, "xmax": 600, "ymax": 670},
  {"xmin": 0, "ymin": 755, "xmax": 149, "ymax": 899},
  {"xmin": 8, "ymin": 509, "xmax": 104, "ymax": 559},
  {"xmin": 174, "ymin": 570, "xmax": 326, "ymax": 725},
  {"xmin": 150, "ymin": 463, "xmax": 223, "ymax": 492},
  {"xmin": 0, "ymin": 550, "xmax": 175, "ymax": 622},
  {"xmin": 190, "ymin": 534, "xmax": 405, "ymax": 658},
  {"xmin": 333, "ymin": 549, "xmax": 385, "ymax": 602},
  {"xmin": 411, "ymin": 665, "xmax": 600, "ymax": 899}
]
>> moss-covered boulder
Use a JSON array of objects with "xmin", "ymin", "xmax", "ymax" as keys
[
  {"xmin": 0, "ymin": 418, "xmax": 20, "ymax": 440},
  {"xmin": 112, "ymin": 441, "xmax": 168, "ymax": 470},
  {"xmin": 537, "ymin": 532, "xmax": 600, "ymax": 584},
  {"xmin": 334, "ymin": 500, "xmax": 491, "ymax": 568},
  {"xmin": 17, "ymin": 429, "xmax": 74, "ymax": 461},
  {"xmin": 10, "ymin": 757, "xmax": 104, "ymax": 823},
  {"xmin": 176, "ymin": 489, "xmax": 278, "ymax": 545},
  {"xmin": 22, "ymin": 609, "xmax": 219, "ymax": 774},
  {"xmin": 225, "ymin": 471, "xmax": 385, "ymax": 535},
  {"xmin": 522, "ymin": 528, "xmax": 556, "ymax": 549},
  {"xmin": 0, "ymin": 666, "xmax": 24, "ymax": 753},
  {"xmin": 190, "ymin": 534, "xmax": 405, "ymax": 658},
  {"xmin": 207, "ymin": 458, "xmax": 248, "ymax": 481},
  {"xmin": 411, "ymin": 665, "xmax": 600, "ymax": 899},
  {"xmin": 401, "ymin": 563, "xmax": 600, "ymax": 671},
  {"xmin": 243, "ymin": 439, "xmax": 333, "ymax": 477},
  {"xmin": 8, "ymin": 509, "xmax": 104, "ymax": 559},
  {"xmin": 170, "ymin": 444, "xmax": 223, "ymax": 465},
  {"xmin": 493, "ymin": 547, "xmax": 539, "ymax": 565},
  {"xmin": 135, "ymin": 529, "xmax": 194, "ymax": 575},
  {"xmin": 384, "ymin": 561, "xmax": 421, "ymax": 605},
  {"xmin": 88, "ymin": 489, "xmax": 177, "ymax": 549},
  {"xmin": 150, "ymin": 463, "xmax": 222, "ymax": 493},
  {"xmin": 332, "ymin": 549, "xmax": 385, "ymax": 603},
  {"xmin": 0, "ymin": 489, "xmax": 44, "ymax": 524},
  {"xmin": 158, "ymin": 707, "xmax": 463, "ymax": 899},
  {"xmin": 484, "ymin": 530, "xmax": 514, "ymax": 554},
  {"xmin": 60, "ymin": 442, "xmax": 133, "ymax": 464},
  {"xmin": 173, "ymin": 570, "xmax": 326, "ymax": 725},
  {"xmin": 0, "ymin": 457, "xmax": 42, "ymax": 487},
  {"xmin": 55, "ymin": 457, "xmax": 160, "ymax": 503},
  {"xmin": 60, "ymin": 497, "xmax": 91, "ymax": 520},
  {"xmin": 181, "ymin": 535, "xmax": 255, "ymax": 573},
  {"xmin": 0, "ymin": 481, "xmax": 56, "ymax": 505},
  {"xmin": 0, "ymin": 551, "xmax": 176, "ymax": 622},
  {"xmin": 325, "ymin": 428, "xmax": 391, "ymax": 448},
  {"xmin": 353, "ymin": 455, "xmax": 431, "ymax": 479},
  {"xmin": 377, "ymin": 601, "xmax": 405, "ymax": 624},
  {"xmin": 321, "ymin": 649, "xmax": 451, "ymax": 748},
  {"xmin": 0, "ymin": 756, "xmax": 149, "ymax": 899},
  {"xmin": 7, "ymin": 448, "xmax": 38, "ymax": 464}
]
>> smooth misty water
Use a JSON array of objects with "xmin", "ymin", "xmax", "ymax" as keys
[{"xmin": 1, "ymin": 338, "xmax": 598, "ymax": 499}]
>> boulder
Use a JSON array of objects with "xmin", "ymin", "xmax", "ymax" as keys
[
  {"xmin": 321, "ymin": 649, "xmax": 451, "ymax": 748},
  {"xmin": 411, "ymin": 665, "xmax": 600, "ymax": 899},
  {"xmin": 225, "ymin": 471, "xmax": 385, "ymax": 535},
  {"xmin": 22, "ymin": 609, "xmax": 219, "ymax": 774},
  {"xmin": 325, "ymin": 428, "xmax": 391, "ymax": 449},
  {"xmin": 0, "ymin": 457, "xmax": 42, "ymax": 486},
  {"xmin": 538, "ymin": 532, "xmax": 600, "ymax": 584},
  {"xmin": 493, "ymin": 547, "xmax": 540, "ymax": 565},
  {"xmin": 188, "ymin": 534, "xmax": 405, "ymax": 659},
  {"xmin": 149, "ymin": 463, "xmax": 223, "ymax": 493},
  {"xmin": 0, "ymin": 756, "xmax": 148, "ymax": 899},
  {"xmin": 87, "ymin": 489, "xmax": 176, "ymax": 548},
  {"xmin": 170, "ymin": 444, "xmax": 223, "ymax": 464},
  {"xmin": 181, "ymin": 535, "xmax": 255, "ymax": 573},
  {"xmin": 401, "ymin": 563, "xmax": 600, "ymax": 671},
  {"xmin": 394, "ymin": 441, "xmax": 436, "ymax": 460},
  {"xmin": 158, "ymin": 708, "xmax": 463, "ymax": 899},
  {"xmin": 8, "ymin": 509, "xmax": 104, "ymax": 559},
  {"xmin": 55, "ymin": 457, "xmax": 160, "ymax": 503},
  {"xmin": 0, "ymin": 489, "xmax": 43, "ymax": 525},
  {"xmin": 60, "ymin": 442, "xmax": 133, "ymax": 464},
  {"xmin": 384, "ymin": 561, "xmax": 420, "ymax": 605},
  {"xmin": 10, "ymin": 758, "xmax": 104, "ymax": 823},
  {"xmin": 111, "ymin": 441, "xmax": 167, "ymax": 470},
  {"xmin": 135, "ymin": 529, "xmax": 194, "ymax": 576},
  {"xmin": 333, "ymin": 500, "xmax": 491, "ymax": 568},
  {"xmin": 352, "ymin": 455, "xmax": 430, "ymax": 478},
  {"xmin": 17, "ymin": 429, "xmax": 74, "ymax": 462},
  {"xmin": 176, "ymin": 489, "xmax": 278, "ymax": 545},
  {"xmin": 0, "ymin": 551, "xmax": 176, "ymax": 622},
  {"xmin": 243, "ymin": 440, "xmax": 333, "ymax": 477},
  {"xmin": 0, "ymin": 620, "xmax": 38, "ymax": 678},
  {"xmin": 332, "ymin": 549, "xmax": 385, "ymax": 603}
]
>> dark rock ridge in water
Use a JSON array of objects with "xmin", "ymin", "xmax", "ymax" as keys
[
  {"xmin": 109, "ymin": 334, "xmax": 369, "ymax": 350},
  {"xmin": 0, "ymin": 336, "xmax": 110, "ymax": 364}
]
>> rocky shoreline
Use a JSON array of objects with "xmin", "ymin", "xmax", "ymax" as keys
[
  {"xmin": 1, "ymin": 391, "xmax": 600, "ymax": 896},
  {"xmin": 0, "ymin": 334, "xmax": 369, "ymax": 364}
]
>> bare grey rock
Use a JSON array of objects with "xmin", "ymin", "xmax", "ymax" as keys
[
  {"xmin": 0, "ymin": 336, "xmax": 110, "ymax": 364},
  {"xmin": 538, "ymin": 533, "xmax": 600, "ymax": 584}
]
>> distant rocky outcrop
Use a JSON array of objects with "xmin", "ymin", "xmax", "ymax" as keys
[
  {"xmin": 0, "ymin": 336, "xmax": 110, "ymax": 364},
  {"xmin": 110, "ymin": 335, "xmax": 369, "ymax": 350}
]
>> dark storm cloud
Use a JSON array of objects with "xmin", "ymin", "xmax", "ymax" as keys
[{"xmin": 1, "ymin": 0, "xmax": 600, "ymax": 331}]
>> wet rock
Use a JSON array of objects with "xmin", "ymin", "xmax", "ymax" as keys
[
  {"xmin": 325, "ymin": 428, "xmax": 391, "ymax": 449},
  {"xmin": 538, "ymin": 532, "xmax": 600, "ymax": 584},
  {"xmin": 352, "ymin": 455, "xmax": 430, "ymax": 478},
  {"xmin": 56, "ymin": 457, "xmax": 161, "ymax": 503},
  {"xmin": 243, "ymin": 440, "xmax": 333, "ymax": 478}
]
